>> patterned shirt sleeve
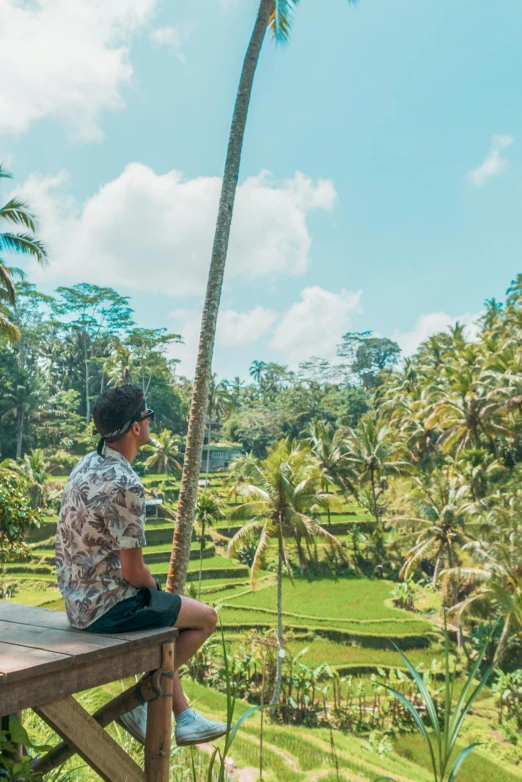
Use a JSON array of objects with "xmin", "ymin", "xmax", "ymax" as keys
[{"xmin": 105, "ymin": 481, "xmax": 146, "ymax": 549}]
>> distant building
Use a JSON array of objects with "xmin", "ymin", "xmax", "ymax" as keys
[{"xmin": 201, "ymin": 442, "xmax": 242, "ymax": 472}]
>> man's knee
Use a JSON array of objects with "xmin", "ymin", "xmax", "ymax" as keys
[{"xmin": 202, "ymin": 604, "xmax": 217, "ymax": 635}]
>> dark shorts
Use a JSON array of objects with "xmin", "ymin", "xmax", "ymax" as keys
[{"xmin": 84, "ymin": 588, "xmax": 182, "ymax": 634}]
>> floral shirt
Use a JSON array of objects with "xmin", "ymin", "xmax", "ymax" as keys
[{"xmin": 56, "ymin": 444, "xmax": 146, "ymax": 629}]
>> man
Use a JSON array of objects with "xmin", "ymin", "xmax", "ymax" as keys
[{"xmin": 56, "ymin": 384, "xmax": 227, "ymax": 746}]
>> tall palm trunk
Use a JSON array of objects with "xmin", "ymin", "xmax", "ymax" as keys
[
  {"xmin": 205, "ymin": 418, "xmax": 212, "ymax": 484},
  {"xmin": 16, "ymin": 406, "xmax": 24, "ymax": 459},
  {"xmin": 271, "ymin": 536, "xmax": 284, "ymax": 711},
  {"xmin": 84, "ymin": 342, "xmax": 91, "ymax": 424},
  {"xmin": 167, "ymin": 0, "xmax": 273, "ymax": 594},
  {"xmin": 198, "ymin": 519, "xmax": 206, "ymax": 601}
]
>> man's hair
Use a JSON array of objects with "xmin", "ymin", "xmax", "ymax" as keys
[{"xmin": 93, "ymin": 384, "xmax": 145, "ymax": 438}]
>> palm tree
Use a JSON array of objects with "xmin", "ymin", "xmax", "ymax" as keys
[
  {"xmin": 0, "ymin": 381, "xmax": 40, "ymax": 459},
  {"xmin": 225, "ymin": 452, "xmax": 259, "ymax": 505},
  {"xmin": 204, "ymin": 375, "xmax": 235, "ymax": 481},
  {"xmin": 167, "ymin": 0, "xmax": 358, "ymax": 595},
  {"xmin": 393, "ymin": 473, "xmax": 477, "ymax": 605},
  {"xmin": 228, "ymin": 440, "xmax": 344, "ymax": 709},
  {"xmin": 1, "ymin": 449, "xmax": 51, "ymax": 507},
  {"xmin": 105, "ymin": 343, "xmax": 133, "ymax": 387},
  {"xmin": 345, "ymin": 413, "xmax": 411, "ymax": 566},
  {"xmin": 304, "ymin": 419, "xmax": 355, "ymax": 526},
  {"xmin": 249, "ymin": 360, "xmax": 267, "ymax": 385},
  {"xmin": 194, "ymin": 491, "xmax": 225, "ymax": 600},
  {"xmin": 144, "ymin": 429, "xmax": 183, "ymax": 476},
  {"xmin": 0, "ymin": 165, "xmax": 47, "ymax": 342}
]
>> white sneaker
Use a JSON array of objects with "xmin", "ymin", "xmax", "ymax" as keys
[{"xmin": 117, "ymin": 703, "xmax": 147, "ymax": 745}]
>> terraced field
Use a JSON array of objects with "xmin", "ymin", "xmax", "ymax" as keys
[{"xmin": 9, "ymin": 472, "xmax": 516, "ymax": 780}]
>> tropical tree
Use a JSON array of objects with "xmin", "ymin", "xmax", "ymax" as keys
[
  {"xmin": 1, "ymin": 449, "xmax": 51, "ymax": 508},
  {"xmin": 0, "ymin": 165, "xmax": 47, "ymax": 342},
  {"xmin": 392, "ymin": 473, "xmax": 477, "ymax": 605},
  {"xmin": 345, "ymin": 413, "xmax": 411, "ymax": 567},
  {"xmin": 0, "ymin": 381, "xmax": 40, "ymax": 459},
  {"xmin": 194, "ymin": 491, "xmax": 225, "ymax": 600},
  {"xmin": 228, "ymin": 440, "xmax": 344, "ymax": 709},
  {"xmin": 167, "ymin": 0, "xmax": 358, "ymax": 595},
  {"xmin": 249, "ymin": 360, "xmax": 267, "ymax": 385},
  {"xmin": 225, "ymin": 452, "xmax": 259, "ymax": 504},
  {"xmin": 204, "ymin": 375, "xmax": 236, "ymax": 481},
  {"xmin": 303, "ymin": 418, "xmax": 355, "ymax": 526},
  {"xmin": 144, "ymin": 429, "xmax": 183, "ymax": 476}
]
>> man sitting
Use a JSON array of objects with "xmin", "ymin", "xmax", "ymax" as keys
[{"xmin": 56, "ymin": 384, "xmax": 227, "ymax": 746}]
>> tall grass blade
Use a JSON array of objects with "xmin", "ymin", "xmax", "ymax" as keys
[
  {"xmin": 380, "ymin": 683, "xmax": 437, "ymax": 773},
  {"xmin": 447, "ymin": 743, "xmax": 480, "ymax": 782}
]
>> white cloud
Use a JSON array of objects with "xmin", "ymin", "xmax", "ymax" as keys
[
  {"xmin": 394, "ymin": 311, "xmax": 481, "ymax": 356},
  {"xmin": 18, "ymin": 164, "xmax": 336, "ymax": 295},
  {"xmin": 169, "ymin": 305, "xmax": 278, "ymax": 375},
  {"xmin": 149, "ymin": 24, "xmax": 195, "ymax": 64},
  {"xmin": 0, "ymin": 0, "xmax": 157, "ymax": 140},
  {"xmin": 468, "ymin": 135, "xmax": 514, "ymax": 187},
  {"xmin": 270, "ymin": 286, "xmax": 363, "ymax": 365}
]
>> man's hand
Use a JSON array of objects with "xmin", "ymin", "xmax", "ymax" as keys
[{"xmin": 120, "ymin": 547, "xmax": 158, "ymax": 589}]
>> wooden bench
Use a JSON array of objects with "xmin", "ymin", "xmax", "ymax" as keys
[{"xmin": 0, "ymin": 602, "xmax": 179, "ymax": 782}]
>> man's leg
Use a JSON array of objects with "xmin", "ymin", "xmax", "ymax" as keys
[{"xmin": 171, "ymin": 597, "xmax": 217, "ymax": 717}]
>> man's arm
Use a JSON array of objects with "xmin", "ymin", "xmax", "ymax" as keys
[{"xmin": 120, "ymin": 547, "xmax": 159, "ymax": 590}]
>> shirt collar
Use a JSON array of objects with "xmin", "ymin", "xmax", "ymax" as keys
[{"xmin": 101, "ymin": 443, "xmax": 130, "ymax": 465}]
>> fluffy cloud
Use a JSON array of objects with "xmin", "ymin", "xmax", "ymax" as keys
[
  {"xmin": 0, "ymin": 0, "xmax": 157, "ymax": 140},
  {"xmin": 394, "ymin": 311, "xmax": 481, "ymax": 356},
  {"xmin": 149, "ymin": 24, "xmax": 195, "ymax": 64},
  {"xmin": 170, "ymin": 305, "xmax": 278, "ymax": 375},
  {"xmin": 19, "ymin": 165, "xmax": 336, "ymax": 295},
  {"xmin": 270, "ymin": 286, "xmax": 363, "ymax": 365},
  {"xmin": 468, "ymin": 135, "xmax": 514, "ymax": 187}
]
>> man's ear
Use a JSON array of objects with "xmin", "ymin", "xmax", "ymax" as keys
[{"xmin": 131, "ymin": 421, "xmax": 141, "ymax": 437}]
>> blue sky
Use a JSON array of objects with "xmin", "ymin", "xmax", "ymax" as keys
[{"xmin": 1, "ymin": 0, "xmax": 521, "ymax": 378}]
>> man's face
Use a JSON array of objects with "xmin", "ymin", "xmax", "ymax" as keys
[{"xmin": 137, "ymin": 409, "xmax": 153, "ymax": 447}]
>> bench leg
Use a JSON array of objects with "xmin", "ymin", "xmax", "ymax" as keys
[{"xmin": 145, "ymin": 642, "xmax": 174, "ymax": 782}]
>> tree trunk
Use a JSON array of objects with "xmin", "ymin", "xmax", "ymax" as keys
[
  {"xmin": 84, "ymin": 344, "xmax": 91, "ymax": 424},
  {"xmin": 270, "ymin": 539, "xmax": 284, "ymax": 712},
  {"xmin": 198, "ymin": 520, "xmax": 205, "ymax": 601},
  {"xmin": 205, "ymin": 418, "xmax": 211, "ymax": 484},
  {"xmin": 166, "ymin": 0, "xmax": 272, "ymax": 595},
  {"xmin": 16, "ymin": 407, "xmax": 24, "ymax": 459}
]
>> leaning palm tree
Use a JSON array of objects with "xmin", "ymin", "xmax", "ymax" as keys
[
  {"xmin": 194, "ymin": 491, "xmax": 225, "ymax": 600},
  {"xmin": 144, "ymin": 429, "xmax": 183, "ymax": 476},
  {"xmin": 0, "ymin": 165, "xmax": 47, "ymax": 342},
  {"xmin": 167, "ymin": 0, "xmax": 358, "ymax": 595},
  {"xmin": 228, "ymin": 440, "xmax": 344, "ymax": 709}
]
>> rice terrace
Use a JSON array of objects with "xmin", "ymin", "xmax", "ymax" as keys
[{"xmin": 1, "ymin": 1, "xmax": 521, "ymax": 781}]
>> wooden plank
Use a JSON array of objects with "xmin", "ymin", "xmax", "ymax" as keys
[
  {"xmin": 37, "ymin": 696, "xmax": 146, "ymax": 782},
  {"xmin": 145, "ymin": 642, "xmax": 174, "ymax": 782},
  {"xmin": 0, "ymin": 603, "xmax": 178, "ymax": 646},
  {"xmin": 0, "ymin": 642, "xmax": 70, "ymax": 682},
  {"xmin": 0, "ymin": 643, "xmax": 161, "ymax": 715},
  {"xmin": 0, "ymin": 620, "xmax": 125, "ymax": 661}
]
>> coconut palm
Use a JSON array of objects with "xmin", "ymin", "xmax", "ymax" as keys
[
  {"xmin": 225, "ymin": 452, "xmax": 259, "ymax": 505},
  {"xmin": 393, "ymin": 473, "xmax": 477, "ymax": 605},
  {"xmin": 228, "ymin": 440, "xmax": 344, "ymax": 709},
  {"xmin": 249, "ymin": 360, "xmax": 268, "ymax": 385},
  {"xmin": 204, "ymin": 375, "xmax": 236, "ymax": 481},
  {"xmin": 194, "ymin": 491, "xmax": 225, "ymax": 600},
  {"xmin": 105, "ymin": 343, "xmax": 133, "ymax": 387},
  {"xmin": 303, "ymin": 418, "xmax": 355, "ymax": 526},
  {"xmin": 144, "ymin": 429, "xmax": 183, "ymax": 476},
  {"xmin": 0, "ymin": 381, "xmax": 40, "ymax": 459},
  {"xmin": 0, "ymin": 166, "xmax": 47, "ymax": 342},
  {"xmin": 1, "ymin": 449, "xmax": 51, "ymax": 507},
  {"xmin": 167, "ymin": 0, "xmax": 358, "ymax": 595}
]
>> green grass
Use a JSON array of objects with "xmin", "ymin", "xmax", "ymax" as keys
[
  {"xmin": 222, "ymin": 574, "xmax": 430, "ymax": 623},
  {"xmin": 393, "ymin": 733, "xmax": 522, "ymax": 782}
]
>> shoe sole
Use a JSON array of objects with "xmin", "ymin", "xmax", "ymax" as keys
[
  {"xmin": 116, "ymin": 716, "xmax": 145, "ymax": 745},
  {"xmin": 176, "ymin": 727, "xmax": 228, "ymax": 746}
]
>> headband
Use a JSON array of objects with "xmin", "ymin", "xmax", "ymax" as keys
[{"xmin": 96, "ymin": 398, "xmax": 146, "ymax": 456}]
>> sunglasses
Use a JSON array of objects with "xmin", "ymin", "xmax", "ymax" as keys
[{"xmin": 136, "ymin": 408, "xmax": 155, "ymax": 424}]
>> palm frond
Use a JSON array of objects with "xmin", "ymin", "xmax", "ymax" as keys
[
  {"xmin": 0, "ymin": 165, "xmax": 12, "ymax": 180},
  {"xmin": 0, "ymin": 262, "xmax": 16, "ymax": 304},
  {"xmin": 0, "ymin": 199, "xmax": 37, "ymax": 232},
  {"xmin": 268, "ymin": 0, "xmax": 298, "ymax": 43},
  {"xmin": 0, "ymin": 232, "xmax": 47, "ymax": 262},
  {"xmin": 0, "ymin": 310, "xmax": 21, "ymax": 342}
]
